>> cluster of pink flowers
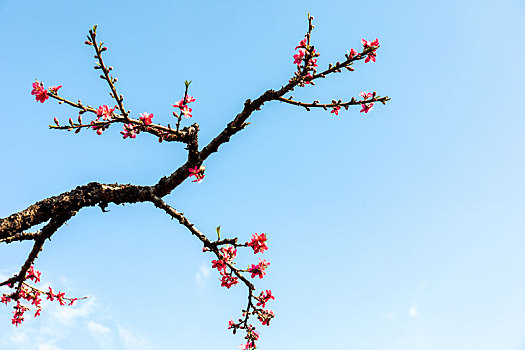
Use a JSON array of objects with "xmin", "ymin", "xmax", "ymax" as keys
[
  {"xmin": 361, "ymin": 38, "xmax": 379, "ymax": 63},
  {"xmin": 292, "ymin": 37, "xmax": 319, "ymax": 86},
  {"xmin": 31, "ymin": 81, "xmax": 49, "ymax": 103},
  {"xmin": 31, "ymin": 82, "xmax": 63, "ymax": 103},
  {"xmin": 246, "ymin": 233, "xmax": 268, "ymax": 254},
  {"xmin": 139, "ymin": 112, "xmax": 153, "ymax": 125},
  {"xmin": 293, "ymin": 37, "xmax": 318, "ymax": 70},
  {"xmin": 213, "ymin": 232, "xmax": 275, "ymax": 349},
  {"xmin": 2, "ymin": 266, "xmax": 79, "ymax": 326},
  {"xmin": 212, "ymin": 246, "xmax": 237, "ymax": 271},
  {"xmin": 359, "ymin": 91, "xmax": 376, "ymax": 113},
  {"xmin": 248, "ymin": 259, "xmax": 270, "ymax": 279},
  {"xmin": 256, "ymin": 290, "xmax": 275, "ymax": 308},
  {"xmin": 221, "ymin": 274, "xmax": 239, "ymax": 289},
  {"xmin": 172, "ymin": 95, "xmax": 196, "ymax": 119},
  {"xmin": 95, "ymin": 105, "xmax": 115, "ymax": 121},
  {"xmin": 211, "ymin": 245, "xmax": 239, "ymax": 289},
  {"xmin": 188, "ymin": 166, "xmax": 205, "ymax": 183},
  {"xmin": 257, "ymin": 309, "xmax": 275, "ymax": 326},
  {"xmin": 238, "ymin": 325, "xmax": 259, "ymax": 350},
  {"xmin": 89, "ymin": 105, "xmax": 117, "ymax": 136},
  {"xmin": 121, "ymin": 123, "xmax": 137, "ymax": 139}
]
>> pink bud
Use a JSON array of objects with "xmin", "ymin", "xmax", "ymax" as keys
[{"xmin": 54, "ymin": 117, "xmax": 59, "ymax": 126}]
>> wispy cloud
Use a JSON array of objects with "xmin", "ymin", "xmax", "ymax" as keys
[
  {"xmin": 87, "ymin": 320, "xmax": 111, "ymax": 335},
  {"xmin": 118, "ymin": 327, "xmax": 151, "ymax": 350},
  {"xmin": 409, "ymin": 306, "xmax": 419, "ymax": 318},
  {"xmin": 51, "ymin": 296, "xmax": 97, "ymax": 325},
  {"xmin": 195, "ymin": 262, "xmax": 211, "ymax": 286},
  {"xmin": 37, "ymin": 344, "xmax": 61, "ymax": 350}
]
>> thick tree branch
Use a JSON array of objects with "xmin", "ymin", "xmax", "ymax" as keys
[
  {"xmin": 1, "ymin": 214, "xmax": 73, "ymax": 289},
  {"xmin": 0, "ymin": 183, "xmax": 151, "ymax": 240}
]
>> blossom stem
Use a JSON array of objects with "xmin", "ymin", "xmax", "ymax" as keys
[
  {"xmin": 277, "ymin": 95, "xmax": 390, "ymax": 110},
  {"xmin": 89, "ymin": 28, "xmax": 130, "ymax": 121}
]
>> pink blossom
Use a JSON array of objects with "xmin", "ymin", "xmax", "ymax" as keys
[
  {"xmin": 121, "ymin": 124, "xmax": 137, "ymax": 139},
  {"xmin": 220, "ymin": 273, "xmax": 239, "ymax": 289},
  {"xmin": 26, "ymin": 265, "xmax": 41, "ymax": 283},
  {"xmin": 91, "ymin": 122, "xmax": 105, "ymax": 135},
  {"xmin": 303, "ymin": 72, "xmax": 314, "ymax": 84},
  {"xmin": 360, "ymin": 103, "xmax": 374, "ymax": 113},
  {"xmin": 12, "ymin": 301, "xmax": 25, "ymax": 327},
  {"xmin": 96, "ymin": 105, "xmax": 115, "ymax": 121},
  {"xmin": 361, "ymin": 38, "xmax": 379, "ymax": 48},
  {"xmin": 310, "ymin": 57, "xmax": 318, "ymax": 68},
  {"xmin": 181, "ymin": 105, "xmax": 193, "ymax": 118},
  {"xmin": 361, "ymin": 38, "xmax": 379, "ymax": 63},
  {"xmin": 295, "ymin": 37, "xmax": 307, "ymax": 49},
  {"xmin": 172, "ymin": 95, "xmax": 196, "ymax": 108},
  {"xmin": 248, "ymin": 328, "xmax": 260, "ymax": 341},
  {"xmin": 293, "ymin": 49, "xmax": 305, "ymax": 65},
  {"xmin": 31, "ymin": 81, "xmax": 48, "ymax": 103},
  {"xmin": 30, "ymin": 292, "xmax": 41, "ymax": 307},
  {"xmin": 365, "ymin": 53, "xmax": 377, "ymax": 63},
  {"xmin": 49, "ymin": 85, "xmax": 62, "ymax": 93},
  {"xmin": 359, "ymin": 91, "xmax": 374, "ymax": 99},
  {"xmin": 46, "ymin": 287, "xmax": 55, "ymax": 301},
  {"xmin": 212, "ymin": 259, "xmax": 227, "ymax": 271},
  {"xmin": 256, "ymin": 290, "xmax": 275, "ymax": 308},
  {"xmin": 139, "ymin": 112, "xmax": 153, "ymax": 125},
  {"xmin": 238, "ymin": 342, "xmax": 256, "ymax": 350},
  {"xmin": 248, "ymin": 259, "xmax": 270, "ymax": 279},
  {"xmin": 56, "ymin": 291, "xmax": 66, "ymax": 306},
  {"xmin": 1, "ymin": 295, "xmax": 11, "ymax": 305},
  {"xmin": 257, "ymin": 309, "xmax": 275, "ymax": 326},
  {"xmin": 184, "ymin": 95, "xmax": 196, "ymax": 104},
  {"xmin": 331, "ymin": 105, "xmax": 341, "ymax": 115},
  {"xmin": 246, "ymin": 233, "xmax": 268, "ymax": 254},
  {"xmin": 220, "ymin": 246, "xmax": 237, "ymax": 261},
  {"xmin": 348, "ymin": 48, "xmax": 357, "ymax": 58},
  {"xmin": 188, "ymin": 166, "xmax": 205, "ymax": 183},
  {"xmin": 228, "ymin": 319, "xmax": 236, "ymax": 329}
]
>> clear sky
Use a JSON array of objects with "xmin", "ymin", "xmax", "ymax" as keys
[{"xmin": 1, "ymin": 0, "xmax": 525, "ymax": 349}]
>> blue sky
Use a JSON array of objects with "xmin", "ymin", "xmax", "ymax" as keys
[{"xmin": 1, "ymin": 0, "xmax": 524, "ymax": 349}]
